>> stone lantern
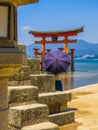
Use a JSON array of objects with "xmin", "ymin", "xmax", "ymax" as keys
[{"xmin": 0, "ymin": 0, "xmax": 38, "ymax": 130}]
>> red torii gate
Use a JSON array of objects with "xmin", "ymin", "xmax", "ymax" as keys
[{"xmin": 29, "ymin": 26, "xmax": 84, "ymax": 71}]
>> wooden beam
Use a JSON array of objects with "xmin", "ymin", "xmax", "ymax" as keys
[
  {"xmin": 35, "ymin": 39, "xmax": 77, "ymax": 44},
  {"xmin": 32, "ymin": 32, "xmax": 78, "ymax": 37},
  {"xmin": 35, "ymin": 40, "xmax": 64, "ymax": 44}
]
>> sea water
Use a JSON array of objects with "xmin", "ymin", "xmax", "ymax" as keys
[{"xmin": 60, "ymin": 59, "xmax": 98, "ymax": 90}]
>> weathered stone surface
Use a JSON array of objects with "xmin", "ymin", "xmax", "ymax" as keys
[
  {"xmin": 46, "ymin": 103, "xmax": 67, "ymax": 114},
  {"xmin": 28, "ymin": 59, "xmax": 40, "ymax": 74},
  {"xmin": 48, "ymin": 103, "xmax": 60, "ymax": 114},
  {"xmin": 22, "ymin": 122, "xmax": 59, "ymax": 130},
  {"xmin": 7, "ymin": 45, "xmax": 30, "ymax": 86},
  {"xmin": 30, "ymin": 74, "xmax": 56, "ymax": 93},
  {"xmin": 39, "ymin": 92, "xmax": 71, "ymax": 114},
  {"xmin": 0, "ymin": 52, "xmax": 26, "ymax": 66},
  {"xmin": 60, "ymin": 103, "xmax": 67, "ymax": 112},
  {"xmin": 39, "ymin": 91, "xmax": 71, "ymax": 104},
  {"xmin": 0, "ymin": 64, "xmax": 21, "ymax": 77},
  {"xmin": 9, "ymin": 104, "xmax": 49, "ymax": 128},
  {"xmin": 8, "ymin": 86, "xmax": 38, "ymax": 106},
  {"xmin": 8, "ymin": 80, "xmax": 31, "ymax": 86},
  {"xmin": 18, "ymin": 45, "xmax": 26, "ymax": 53},
  {"xmin": 9, "ymin": 125, "xmax": 21, "ymax": 130},
  {"xmin": 8, "ymin": 81, "xmax": 20, "ymax": 86},
  {"xmin": 9, "ymin": 66, "xmax": 30, "ymax": 81},
  {"xmin": 0, "ymin": 109, "xmax": 9, "ymax": 130},
  {"xmin": 0, "ymin": 59, "xmax": 23, "ymax": 130},
  {"xmin": 0, "ymin": 77, "xmax": 8, "ymax": 109},
  {"xmin": 49, "ymin": 111, "xmax": 75, "ymax": 126}
]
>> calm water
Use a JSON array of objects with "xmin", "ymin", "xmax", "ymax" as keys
[{"xmin": 59, "ymin": 59, "xmax": 98, "ymax": 90}]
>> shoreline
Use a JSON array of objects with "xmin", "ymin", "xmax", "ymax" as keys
[
  {"xmin": 60, "ymin": 83, "xmax": 98, "ymax": 130},
  {"xmin": 66, "ymin": 83, "xmax": 98, "ymax": 92}
]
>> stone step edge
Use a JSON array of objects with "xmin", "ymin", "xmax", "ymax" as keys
[
  {"xmin": 9, "ymin": 103, "xmax": 49, "ymax": 128},
  {"xmin": 8, "ymin": 85, "xmax": 38, "ymax": 106},
  {"xmin": 39, "ymin": 91, "xmax": 71, "ymax": 104},
  {"xmin": 9, "ymin": 103, "xmax": 48, "ymax": 110},
  {"xmin": 49, "ymin": 111, "xmax": 75, "ymax": 126},
  {"xmin": 21, "ymin": 121, "xmax": 59, "ymax": 130}
]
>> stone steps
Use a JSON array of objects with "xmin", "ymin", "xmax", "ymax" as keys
[
  {"xmin": 9, "ymin": 103, "xmax": 49, "ymax": 129},
  {"xmin": 8, "ymin": 86, "xmax": 74, "ymax": 128},
  {"xmin": 8, "ymin": 86, "xmax": 38, "ymax": 106},
  {"xmin": 39, "ymin": 91, "xmax": 75, "ymax": 126},
  {"xmin": 39, "ymin": 91, "xmax": 71, "ymax": 114},
  {"xmin": 8, "ymin": 86, "xmax": 59, "ymax": 130},
  {"xmin": 22, "ymin": 122, "xmax": 59, "ymax": 130}
]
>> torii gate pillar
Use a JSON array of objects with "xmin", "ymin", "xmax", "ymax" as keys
[{"xmin": 70, "ymin": 49, "xmax": 75, "ymax": 71}]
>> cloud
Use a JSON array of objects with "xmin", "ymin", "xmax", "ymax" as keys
[
  {"xmin": 20, "ymin": 26, "xmax": 33, "ymax": 31},
  {"xmin": 18, "ymin": 26, "xmax": 34, "ymax": 45}
]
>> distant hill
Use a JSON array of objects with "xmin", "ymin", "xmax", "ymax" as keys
[
  {"xmin": 69, "ymin": 40, "xmax": 98, "ymax": 56},
  {"xmin": 26, "ymin": 40, "xmax": 98, "ymax": 59}
]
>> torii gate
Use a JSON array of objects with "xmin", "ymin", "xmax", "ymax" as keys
[{"xmin": 29, "ymin": 26, "xmax": 84, "ymax": 71}]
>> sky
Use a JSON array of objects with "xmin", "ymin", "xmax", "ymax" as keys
[{"xmin": 18, "ymin": 0, "xmax": 98, "ymax": 45}]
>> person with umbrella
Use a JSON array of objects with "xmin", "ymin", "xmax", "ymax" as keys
[
  {"xmin": 43, "ymin": 50, "xmax": 71, "ymax": 75},
  {"xmin": 43, "ymin": 50, "xmax": 71, "ymax": 91}
]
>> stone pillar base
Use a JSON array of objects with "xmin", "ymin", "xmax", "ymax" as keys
[{"xmin": 0, "ymin": 77, "xmax": 8, "ymax": 130}]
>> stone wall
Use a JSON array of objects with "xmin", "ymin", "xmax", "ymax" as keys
[
  {"xmin": 28, "ymin": 58, "xmax": 41, "ymax": 74},
  {"xmin": 18, "ymin": 45, "xmax": 26, "ymax": 53},
  {"xmin": 30, "ymin": 74, "xmax": 56, "ymax": 93},
  {"xmin": 8, "ymin": 45, "xmax": 31, "ymax": 86},
  {"xmin": 8, "ymin": 66, "xmax": 31, "ymax": 86},
  {"xmin": 8, "ymin": 58, "xmax": 42, "ymax": 86}
]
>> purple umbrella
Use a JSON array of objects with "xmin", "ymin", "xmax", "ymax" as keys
[{"xmin": 43, "ymin": 50, "xmax": 71, "ymax": 75}]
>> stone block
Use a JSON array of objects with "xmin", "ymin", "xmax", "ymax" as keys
[
  {"xmin": 9, "ymin": 103, "xmax": 49, "ymax": 128},
  {"xmin": 18, "ymin": 45, "xmax": 26, "ymax": 53},
  {"xmin": 8, "ymin": 86, "xmax": 38, "ymax": 106},
  {"xmin": 18, "ymin": 80, "xmax": 31, "ymax": 86},
  {"xmin": 48, "ymin": 103, "xmax": 60, "ymax": 114},
  {"xmin": 39, "ymin": 91, "xmax": 71, "ymax": 104},
  {"xmin": 30, "ymin": 74, "xmax": 56, "ymax": 93},
  {"xmin": 8, "ymin": 80, "xmax": 31, "ymax": 86},
  {"xmin": 28, "ymin": 59, "xmax": 40, "ymax": 74},
  {"xmin": 39, "ymin": 92, "xmax": 71, "ymax": 114},
  {"xmin": 0, "ymin": 77, "xmax": 8, "ymax": 109},
  {"xmin": 0, "ymin": 51, "xmax": 26, "ymax": 66},
  {"xmin": 9, "ymin": 125, "xmax": 21, "ymax": 130},
  {"xmin": 0, "ymin": 109, "xmax": 9, "ymax": 130},
  {"xmin": 49, "ymin": 111, "xmax": 75, "ymax": 126},
  {"xmin": 8, "ymin": 81, "xmax": 19, "ymax": 86},
  {"xmin": 48, "ymin": 103, "xmax": 67, "ymax": 114},
  {"xmin": 22, "ymin": 122, "xmax": 59, "ymax": 130},
  {"xmin": 60, "ymin": 103, "xmax": 67, "ymax": 112},
  {"xmin": 9, "ymin": 66, "xmax": 30, "ymax": 81}
]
